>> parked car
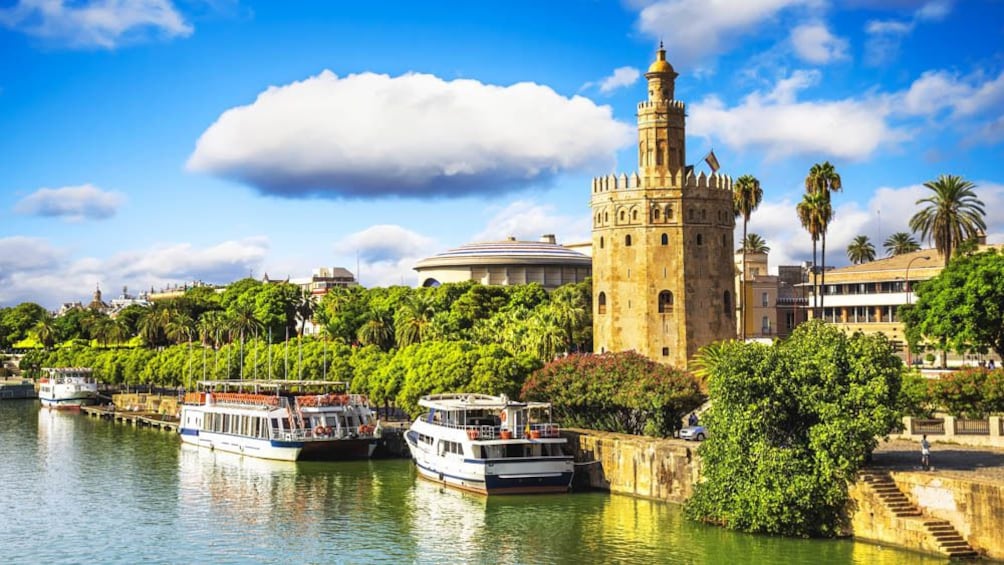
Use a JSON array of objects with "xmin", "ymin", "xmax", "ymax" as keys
[{"xmin": 679, "ymin": 425, "xmax": 707, "ymax": 441}]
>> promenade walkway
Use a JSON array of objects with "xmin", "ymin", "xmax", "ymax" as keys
[{"xmin": 870, "ymin": 439, "xmax": 1004, "ymax": 481}]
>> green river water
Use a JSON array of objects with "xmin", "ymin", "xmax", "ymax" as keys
[{"xmin": 0, "ymin": 401, "xmax": 947, "ymax": 564}]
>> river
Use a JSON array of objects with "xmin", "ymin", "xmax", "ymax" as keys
[{"xmin": 0, "ymin": 401, "xmax": 944, "ymax": 564}]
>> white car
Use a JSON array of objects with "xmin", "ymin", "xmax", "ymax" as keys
[{"xmin": 679, "ymin": 425, "xmax": 707, "ymax": 441}]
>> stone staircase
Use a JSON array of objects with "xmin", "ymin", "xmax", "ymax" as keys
[{"xmin": 860, "ymin": 472, "xmax": 979, "ymax": 560}]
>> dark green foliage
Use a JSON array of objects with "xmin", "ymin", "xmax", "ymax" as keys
[
  {"xmin": 0, "ymin": 302, "xmax": 48, "ymax": 347},
  {"xmin": 927, "ymin": 368, "xmax": 1004, "ymax": 418},
  {"xmin": 684, "ymin": 321, "xmax": 903, "ymax": 537},
  {"xmin": 521, "ymin": 351, "xmax": 704, "ymax": 437},
  {"xmin": 904, "ymin": 249, "xmax": 1004, "ymax": 360}
]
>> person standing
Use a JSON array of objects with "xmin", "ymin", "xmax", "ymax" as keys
[
  {"xmin": 921, "ymin": 435, "xmax": 931, "ymax": 470},
  {"xmin": 688, "ymin": 412, "xmax": 699, "ymax": 427}
]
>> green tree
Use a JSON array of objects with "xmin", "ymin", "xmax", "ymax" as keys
[
  {"xmin": 294, "ymin": 289, "xmax": 316, "ymax": 337},
  {"xmin": 1, "ymin": 302, "xmax": 48, "ymax": 348},
  {"xmin": 909, "ymin": 174, "xmax": 986, "ymax": 264},
  {"xmin": 846, "ymin": 235, "xmax": 876, "ymax": 264},
  {"xmin": 883, "ymin": 232, "xmax": 920, "ymax": 257},
  {"xmin": 796, "ymin": 190, "xmax": 831, "ymax": 319},
  {"xmin": 357, "ymin": 307, "xmax": 395, "ymax": 350},
  {"xmin": 805, "ymin": 161, "xmax": 842, "ymax": 316},
  {"xmin": 31, "ymin": 314, "xmax": 58, "ymax": 349},
  {"xmin": 734, "ymin": 174, "xmax": 764, "ymax": 341},
  {"xmin": 685, "ymin": 321, "xmax": 903, "ymax": 537},
  {"xmin": 395, "ymin": 291, "xmax": 437, "ymax": 347},
  {"xmin": 903, "ymin": 249, "xmax": 1004, "ymax": 360},
  {"xmin": 740, "ymin": 233, "xmax": 770, "ymax": 254}
]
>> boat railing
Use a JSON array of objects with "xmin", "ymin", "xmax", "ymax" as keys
[
  {"xmin": 297, "ymin": 393, "xmax": 369, "ymax": 408},
  {"xmin": 209, "ymin": 393, "xmax": 283, "ymax": 408},
  {"xmin": 270, "ymin": 427, "xmax": 309, "ymax": 441},
  {"xmin": 460, "ymin": 422, "xmax": 561, "ymax": 440}
]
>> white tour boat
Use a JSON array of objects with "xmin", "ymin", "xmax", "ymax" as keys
[
  {"xmin": 178, "ymin": 380, "xmax": 380, "ymax": 462},
  {"xmin": 405, "ymin": 393, "xmax": 573, "ymax": 495},
  {"xmin": 38, "ymin": 367, "xmax": 99, "ymax": 409}
]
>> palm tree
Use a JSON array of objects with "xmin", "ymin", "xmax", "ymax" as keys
[
  {"xmin": 357, "ymin": 307, "xmax": 395, "ymax": 350},
  {"xmin": 805, "ymin": 162, "xmax": 842, "ymax": 315},
  {"xmin": 395, "ymin": 292, "xmax": 436, "ymax": 347},
  {"xmin": 31, "ymin": 315, "xmax": 58, "ymax": 349},
  {"xmin": 165, "ymin": 312, "xmax": 195, "ymax": 344},
  {"xmin": 740, "ymin": 233, "xmax": 770, "ymax": 254},
  {"xmin": 733, "ymin": 174, "xmax": 763, "ymax": 341},
  {"xmin": 547, "ymin": 284, "xmax": 589, "ymax": 353},
  {"xmin": 138, "ymin": 305, "xmax": 171, "ymax": 347},
  {"xmin": 294, "ymin": 289, "xmax": 316, "ymax": 337},
  {"xmin": 909, "ymin": 174, "xmax": 986, "ymax": 264},
  {"xmin": 846, "ymin": 235, "xmax": 876, "ymax": 264},
  {"xmin": 796, "ymin": 190, "xmax": 830, "ymax": 319},
  {"xmin": 883, "ymin": 232, "xmax": 920, "ymax": 256}
]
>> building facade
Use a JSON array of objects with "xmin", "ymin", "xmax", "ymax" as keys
[
  {"xmin": 735, "ymin": 252, "xmax": 809, "ymax": 340},
  {"xmin": 591, "ymin": 46, "xmax": 736, "ymax": 368}
]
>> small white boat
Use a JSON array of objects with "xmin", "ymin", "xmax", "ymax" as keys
[
  {"xmin": 178, "ymin": 380, "xmax": 381, "ymax": 462},
  {"xmin": 38, "ymin": 367, "xmax": 98, "ymax": 409},
  {"xmin": 405, "ymin": 393, "xmax": 573, "ymax": 495}
]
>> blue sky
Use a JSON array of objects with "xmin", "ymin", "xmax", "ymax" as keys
[{"xmin": 1, "ymin": 0, "xmax": 1002, "ymax": 308}]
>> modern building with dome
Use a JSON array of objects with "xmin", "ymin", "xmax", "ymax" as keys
[{"xmin": 414, "ymin": 235, "xmax": 591, "ymax": 290}]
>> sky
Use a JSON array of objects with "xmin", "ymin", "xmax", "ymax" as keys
[{"xmin": 1, "ymin": 0, "xmax": 1002, "ymax": 309}]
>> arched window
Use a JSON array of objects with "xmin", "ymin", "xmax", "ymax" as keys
[
  {"xmin": 666, "ymin": 205, "xmax": 674, "ymax": 220},
  {"xmin": 619, "ymin": 210, "xmax": 626, "ymax": 222},
  {"xmin": 604, "ymin": 212, "xmax": 609, "ymax": 222},
  {"xmin": 632, "ymin": 209, "xmax": 638, "ymax": 221},
  {"xmin": 701, "ymin": 209, "xmax": 707, "ymax": 221},
  {"xmin": 598, "ymin": 292, "xmax": 607, "ymax": 315},
  {"xmin": 661, "ymin": 233, "xmax": 668, "ymax": 246},
  {"xmin": 652, "ymin": 207, "xmax": 661, "ymax": 221},
  {"xmin": 658, "ymin": 290, "xmax": 674, "ymax": 313},
  {"xmin": 625, "ymin": 234, "xmax": 632, "ymax": 246},
  {"xmin": 724, "ymin": 291, "xmax": 732, "ymax": 316},
  {"xmin": 599, "ymin": 236, "xmax": 604, "ymax": 249},
  {"xmin": 696, "ymin": 234, "xmax": 703, "ymax": 245}
]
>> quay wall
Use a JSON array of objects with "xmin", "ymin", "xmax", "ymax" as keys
[
  {"xmin": 113, "ymin": 393, "xmax": 179, "ymax": 416},
  {"xmin": 562, "ymin": 428, "xmax": 698, "ymax": 503},
  {"xmin": 850, "ymin": 472, "xmax": 1004, "ymax": 560},
  {"xmin": 564, "ymin": 428, "xmax": 1002, "ymax": 558}
]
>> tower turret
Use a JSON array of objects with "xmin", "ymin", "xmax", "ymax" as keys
[{"xmin": 637, "ymin": 42, "xmax": 686, "ymax": 176}]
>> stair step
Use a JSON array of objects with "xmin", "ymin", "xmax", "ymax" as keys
[
  {"xmin": 940, "ymin": 540, "xmax": 971, "ymax": 548},
  {"xmin": 894, "ymin": 512, "xmax": 922, "ymax": 517},
  {"xmin": 945, "ymin": 550, "xmax": 978, "ymax": 559}
]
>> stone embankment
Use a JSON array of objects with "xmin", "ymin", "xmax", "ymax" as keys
[{"xmin": 563, "ymin": 430, "xmax": 1004, "ymax": 560}]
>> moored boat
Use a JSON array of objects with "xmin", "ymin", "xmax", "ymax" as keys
[
  {"xmin": 178, "ymin": 380, "xmax": 380, "ymax": 462},
  {"xmin": 405, "ymin": 393, "xmax": 573, "ymax": 495},
  {"xmin": 38, "ymin": 367, "xmax": 98, "ymax": 409}
]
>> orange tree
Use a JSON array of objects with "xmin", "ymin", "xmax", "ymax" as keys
[{"xmin": 520, "ymin": 351, "xmax": 704, "ymax": 437}]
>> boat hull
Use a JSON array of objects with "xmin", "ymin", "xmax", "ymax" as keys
[
  {"xmin": 39, "ymin": 394, "xmax": 98, "ymax": 410},
  {"xmin": 179, "ymin": 429, "xmax": 303, "ymax": 462},
  {"xmin": 298, "ymin": 437, "xmax": 378, "ymax": 461},
  {"xmin": 413, "ymin": 458, "xmax": 573, "ymax": 495}
]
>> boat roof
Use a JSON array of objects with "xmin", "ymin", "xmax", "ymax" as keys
[
  {"xmin": 196, "ymin": 379, "xmax": 350, "ymax": 391},
  {"xmin": 418, "ymin": 393, "xmax": 550, "ymax": 411}
]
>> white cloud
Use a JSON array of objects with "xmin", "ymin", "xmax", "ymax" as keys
[
  {"xmin": 636, "ymin": 0, "xmax": 814, "ymax": 68},
  {"xmin": 334, "ymin": 225, "xmax": 436, "ymax": 264},
  {"xmin": 864, "ymin": 1, "xmax": 953, "ymax": 65},
  {"xmin": 689, "ymin": 70, "xmax": 902, "ymax": 160},
  {"xmin": 790, "ymin": 23, "xmax": 848, "ymax": 64},
  {"xmin": 14, "ymin": 183, "xmax": 125, "ymax": 221},
  {"xmin": 893, "ymin": 69, "xmax": 1004, "ymax": 143},
  {"xmin": 472, "ymin": 200, "xmax": 591, "ymax": 244},
  {"xmin": 0, "ymin": 0, "xmax": 192, "ymax": 49},
  {"xmin": 0, "ymin": 237, "xmax": 271, "ymax": 308},
  {"xmin": 187, "ymin": 70, "xmax": 633, "ymax": 199},
  {"xmin": 596, "ymin": 67, "xmax": 641, "ymax": 94}
]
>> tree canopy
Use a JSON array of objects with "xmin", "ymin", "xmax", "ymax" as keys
[
  {"xmin": 685, "ymin": 321, "xmax": 903, "ymax": 537},
  {"xmin": 903, "ymin": 249, "xmax": 1004, "ymax": 360}
]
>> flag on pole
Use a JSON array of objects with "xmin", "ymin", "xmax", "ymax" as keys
[{"xmin": 704, "ymin": 149, "xmax": 720, "ymax": 173}]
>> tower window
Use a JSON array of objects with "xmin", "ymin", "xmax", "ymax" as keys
[
  {"xmin": 652, "ymin": 208, "xmax": 661, "ymax": 221},
  {"xmin": 724, "ymin": 291, "xmax": 732, "ymax": 316},
  {"xmin": 661, "ymin": 233, "xmax": 668, "ymax": 246},
  {"xmin": 658, "ymin": 290, "xmax": 674, "ymax": 313},
  {"xmin": 625, "ymin": 234, "xmax": 632, "ymax": 246},
  {"xmin": 599, "ymin": 236, "xmax": 604, "ymax": 249},
  {"xmin": 598, "ymin": 292, "xmax": 607, "ymax": 315},
  {"xmin": 696, "ymin": 234, "xmax": 703, "ymax": 245},
  {"xmin": 619, "ymin": 210, "xmax": 626, "ymax": 222},
  {"xmin": 666, "ymin": 205, "xmax": 673, "ymax": 220},
  {"xmin": 662, "ymin": 347, "xmax": 669, "ymax": 357},
  {"xmin": 604, "ymin": 212, "xmax": 609, "ymax": 222},
  {"xmin": 632, "ymin": 209, "xmax": 639, "ymax": 222}
]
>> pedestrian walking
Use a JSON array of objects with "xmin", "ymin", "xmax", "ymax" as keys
[
  {"xmin": 688, "ymin": 412, "xmax": 698, "ymax": 427},
  {"xmin": 920, "ymin": 435, "xmax": 931, "ymax": 470}
]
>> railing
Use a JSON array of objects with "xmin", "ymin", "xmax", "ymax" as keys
[
  {"xmin": 911, "ymin": 418, "xmax": 945, "ymax": 435},
  {"xmin": 461, "ymin": 423, "xmax": 561, "ymax": 441},
  {"xmin": 270, "ymin": 427, "xmax": 309, "ymax": 441},
  {"xmin": 955, "ymin": 418, "xmax": 990, "ymax": 435},
  {"xmin": 211, "ymin": 393, "xmax": 280, "ymax": 407}
]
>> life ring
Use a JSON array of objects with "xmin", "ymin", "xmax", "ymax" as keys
[
  {"xmin": 325, "ymin": 426, "xmax": 334, "ymax": 435},
  {"xmin": 499, "ymin": 411, "xmax": 506, "ymax": 423},
  {"xmin": 314, "ymin": 426, "xmax": 325, "ymax": 436}
]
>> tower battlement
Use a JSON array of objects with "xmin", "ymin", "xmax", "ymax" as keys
[
  {"xmin": 637, "ymin": 100, "xmax": 686, "ymax": 112},
  {"xmin": 591, "ymin": 170, "xmax": 733, "ymax": 194}
]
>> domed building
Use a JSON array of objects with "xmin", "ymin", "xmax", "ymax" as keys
[{"xmin": 414, "ymin": 235, "xmax": 591, "ymax": 290}]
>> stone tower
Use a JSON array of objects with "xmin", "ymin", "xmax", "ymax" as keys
[{"xmin": 590, "ymin": 45, "xmax": 737, "ymax": 369}]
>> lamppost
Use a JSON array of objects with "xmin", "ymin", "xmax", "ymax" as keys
[{"xmin": 904, "ymin": 255, "xmax": 931, "ymax": 365}]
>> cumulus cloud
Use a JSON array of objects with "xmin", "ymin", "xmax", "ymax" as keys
[
  {"xmin": 790, "ymin": 23, "xmax": 849, "ymax": 64},
  {"xmin": 864, "ymin": 0, "xmax": 952, "ymax": 65},
  {"xmin": 689, "ymin": 70, "xmax": 902, "ymax": 160},
  {"xmin": 893, "ymin": 69, "xmax": 1004, "ymax": 144},
  {"xmin": 744, "ymin": 180, "xmax": 1004, "ymax": 273},
  {"xmin": 593, "ymin": 67, "xmax": 641, "ymax": 94},
  {"xmin": 636, "ymin": 0, "xmax": 814, "ymax": 68},
  {"xmin": 0, "ymin": 236, "xmax": 269, "ymax": 309},
  {"xmin": 334, "ymin": 225, "xmax": 436, "ymax": 263},
  {"xmin": 187, "ymin": 70, "xmax": 633, "ymax": 199},
  {"xmin": 0, "ymin": 0, "xmax": 192, "ymax": 49},
  {"xmin": 472, "ymin": 200, "xmax": 591, "ymax": 244},
  {"xmin": 14, "ymin": 183, "xmax": 125, "ymax": 221}
]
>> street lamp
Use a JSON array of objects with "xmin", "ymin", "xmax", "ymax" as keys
[
  {"xmin": 905, "ymin": 255, "xmax": 932, "ymax": 305},
  {"xmin": 904, "ymin": 254, "xmax": 931, "ymax": 366}
]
